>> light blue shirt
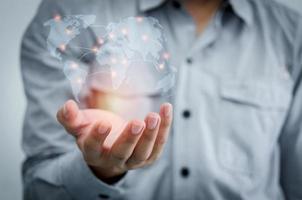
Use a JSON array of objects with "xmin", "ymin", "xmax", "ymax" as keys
[{"xmin": 21, "ymin": 0, "xmax": 302, "ymax": 199}]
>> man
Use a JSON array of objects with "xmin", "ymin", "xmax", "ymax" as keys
[{"xmin": 21, "ymin": 0, "xmax": 302, "ymax": 199}]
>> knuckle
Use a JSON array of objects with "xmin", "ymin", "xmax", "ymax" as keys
[
  {"xmin": 111, "ymin": 152, "xmax": 127, "ymax": 162},
  {"xmin": 130, "ymin": 156, "xmax": 147, "ymax": 164},
  {"xmin": 127, "ymin": 159, "xmax": 145, "ymax": 169},
  {"xmin": 144, "ymin": 159, "xmax": 154, "ymax": 166},
  {"xmin": 83, "ymin": 140, "xmax": 94, "ymax": 152},
  {"xmin": 146, "ymin": 156, "xmax": 157, "ymax": 164},
  {"xmin": 148, "ymin": 151, "xmax": 163, "ymax": 163}
]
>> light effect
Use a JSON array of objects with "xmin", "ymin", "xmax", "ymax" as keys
[
  {"xmin": 76, "ymin": 77, "xmax": 83, "ymax": 84},
  {"xmin": 92, "ymin": 46, "xmax": 99, "ymax": 53},
  {"xmin": 159, "ymin": 63, "xmax": 165, "ymax": 70},
  {"xmin": 111, "ymin": 70, "xmax": 117, "ymax": 78},
  {"xmin": 59, "ymin": 44, "xmax": 66, "ymax": 51},
  {"xmin": 163, "ymin": 52, "xmax": 170, "ymax": 60},
  {"xmin": 70, "ymin": 62, "xmax": 78, "ymax": 69},
  {"xmin": 109, "ymin": 32, "xmax": 115, "ymax": 40},
  {"xmin": 65, "ymin": 28, "xmax": 73, "ymax": 35},
  {"xmin": 136, "ymin": 16, "xmax": 144, "ymax": 23},
  {"xmin": 121, "ymin": 28, "xmax": 128, "ymax": 35},
  {"xmin": 54, "ymin": 14, "xmax": 61, "ymax": 22},
  {"xmin": 44, "ymin": 15, "xmax": 176, "ymax": 102},
  {"xmin": 111, "ymin": 57, "xmax": 117, "ymax": 64},
  {"xmin": 98, "ymin": 37, "xmax": 104, "ymax": 45},
  {"xmin": 121, "ymin": 58, "xmax": 128, "ymax": 65},
  {"xmin": 142, "ymin": 34, "xmax": 149, "ymax": 42}
]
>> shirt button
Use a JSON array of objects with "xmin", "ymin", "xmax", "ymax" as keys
[
  {"xmin": 98, "ymin": 194, "xmax": 110, "ymax": 199},
  {"xmin": 172, "ymin": 1, "xmax": 181, "ymax": 9},
  {"xmin": 182, "ymin": 110, "xmax": 191, "ymax": 118},
  {"xmin": 180, "ymin": 167, "xmax": 190, "ymax": 178},
  {"xmin": 186, "ymin": 58, "xmax": 193, "ymax": 64}
]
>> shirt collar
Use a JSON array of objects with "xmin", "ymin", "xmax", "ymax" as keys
[
  {"xmin": 138, "ymin": 0, "xmax": 166, "ymax": 12},
  {"xmin": 138, "ymin": 0, "xmax": 253, "ymax": 25},
  {"xmin": 228, "ymin": 0, "xmax": 253, "ymax": 25}
]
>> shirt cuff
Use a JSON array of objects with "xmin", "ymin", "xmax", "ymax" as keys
[{"xmin": 59, "ymin": 149, "xmax": 126, "ymax": 200}]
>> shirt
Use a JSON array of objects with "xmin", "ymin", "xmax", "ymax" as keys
[{"xmin": 21, "ymin": 0, "xmax": 302, "ymax": 199}]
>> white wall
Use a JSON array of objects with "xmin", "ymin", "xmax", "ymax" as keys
[{"xmin": 0, "ymin": 0, "xmax": 301, "ymax": 200}]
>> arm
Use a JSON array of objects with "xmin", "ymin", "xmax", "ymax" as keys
[
  {"xmin": 21, "ymin": 1, "xmax": 172, "ymax": 200},
  {"xmin": 21, "ymin": 2, "xmax": 126, "ymax": 199}
]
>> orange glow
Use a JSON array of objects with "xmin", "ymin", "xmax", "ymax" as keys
[
  {"xmin": 92, "ymin": 46, "xmax": 99, "ymax": 53},
  {"xmin": 54, "ymin": 14, "xmax": 61, "ymax": 22}
]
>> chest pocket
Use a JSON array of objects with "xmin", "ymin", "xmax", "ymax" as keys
[
  {"xmin": 220, "ymin": 80, "xmax": 291, "ymax": 110},
  {"xmin": 217, "ymin": 79, "xmax": 292, "ymax": 179}
]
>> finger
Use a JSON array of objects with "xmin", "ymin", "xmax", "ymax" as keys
[
  {"xmin": 56, "ymin": 100, "xmax": 87, "ymax": 136},
  {"xmin": 126, "ymin": 113, "xmax": 160, "ymax": 167},
  {"xmin": 147, "ymin": 103, "xmax": 173, "ymax": 163},
  {"xmin": 81, "ymin": 120, "xmax": 112, "ymax": 154},
  {"xmin": 109, "ymin": 120, "xmax": 145, "ymax": 165}
]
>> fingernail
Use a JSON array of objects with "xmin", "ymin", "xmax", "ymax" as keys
[
  {"xmin": 63, "ymin": 104, "xmax": 69, "ymax": 119},
  {"xmin": 164, "ymin": 104, "xmax": 172, "ymax": 117},
  {"xmin": 131, "ymin": 122, "xmax": 144, "ymax": 135},
  {"xmin": 98, "ymin": 124, "xmax": 109, "ymax": 134},
  {"xmin": 147, "ymin": 115, "xmax": 158, "ymax": 130}
]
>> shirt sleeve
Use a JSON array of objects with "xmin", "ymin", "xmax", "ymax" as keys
[
  {"xmin": 279, "ymin": 16, "xmax": 302, "ymax": 200},
  {"xmin": 21, "ymin": 0, "xmax": 126, "ymax": 199}
]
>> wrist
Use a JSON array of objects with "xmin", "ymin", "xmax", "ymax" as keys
[{"xmin": 89, "ymin": 165, "xmax": 127, "ymax": 184}]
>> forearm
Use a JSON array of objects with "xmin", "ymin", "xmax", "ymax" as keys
[{"xmin": 23, "ymin": 149, "xmax": 126, "ymax": 200}]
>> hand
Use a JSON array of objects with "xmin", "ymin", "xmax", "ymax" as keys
[{"xmin": 57, "ymin": 100, "xmax": 173, "ymax": 183}]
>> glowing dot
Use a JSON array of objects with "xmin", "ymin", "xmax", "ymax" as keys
[
  {"xmin": 109, "ymin": 32, "xmax": 115, "ymax": 40},
  {"xmin": 142, "ymin": 34, "xmax": 149, "ymax": 41},
  {"xmin": 121, "ymin": 58, "xmax": 128, "ymax": 65},
  {"xmin": 163, "ymin": 52, "xmax": 170, "ymax": 60},
  {"xmin": 111, "ymin": 71, "xmax": 117, "ymax": 78},
  {"xmin": 92, "ymin": 46, "xmax": 99, "ymax": 53},
  {"xmin": 76, "ymin": 77, "xmax": 83, "ymax": 84},
  {"xmin": 98, "ymin": 37, "xmax": 104, "ymax": 45},
  {"xmin": 59, "ymin": 44, "xmax": 66, "ymax": 51},
  {"xmin": 121, "ymin": 28, "xmax": 128, "ymax": 35},
  {"xmin": 111, "ymin": 57, "xmax": 117, "ymax": 64},
  {"xmin": 54, "ymin": 14, "xmax": 61, "ymax": 22},
  {"xmin": 70, "ymin": 62, "xmax": 78, "ymax": 69},
  {"xmin": 159, "ymin": 63, "xmax": 165, "ymax": 70},
  {"xmin": 136, "ymin": 16, "xmax": 143, "ymax": 23},
  {"xmin": 65, "ymin": 28, "xmax": 72, "ymax": 35}
]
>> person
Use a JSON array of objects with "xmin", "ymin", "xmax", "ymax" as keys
[{"xmin": 21, "ymin": 0, "xmax": 302, "ymax": 199}]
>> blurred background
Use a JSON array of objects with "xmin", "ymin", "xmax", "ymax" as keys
[{"xmin": 0, "ymin": 0, "xmax": 301, "ymax": 199}]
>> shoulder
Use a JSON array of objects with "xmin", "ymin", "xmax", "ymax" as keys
[
  {"xmin": 250, "ymin": 0, "xmax": 302, "ymax": 34},
  {"xmin": 248, "ymin": 0, "xmax": 302, "ymax": 75}
]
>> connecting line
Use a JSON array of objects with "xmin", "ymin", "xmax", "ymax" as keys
[
  {"xmin": 69, "ymin": 45, "xmax": 94, "ymax": 51},
  {"xmin": 78, "ymin": 51, "xmax": 94, "ymax": 61}
]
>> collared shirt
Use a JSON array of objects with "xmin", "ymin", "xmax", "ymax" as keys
[{"xmin": 21, "ymin": 0, "xmax": 302, "ymax": 199}]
